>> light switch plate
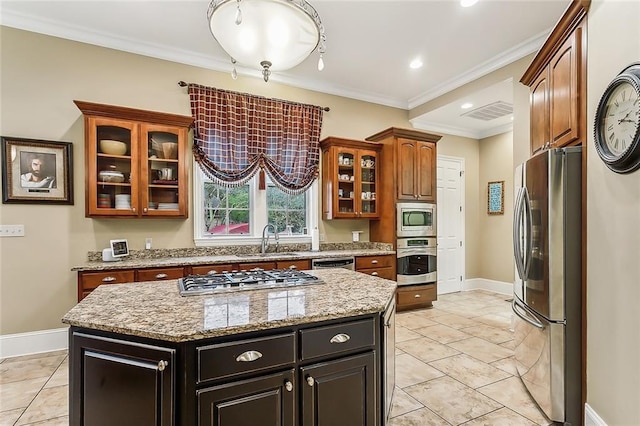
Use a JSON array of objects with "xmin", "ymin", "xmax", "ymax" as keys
[
  {"xmin": 0, "ymin": 225, "xmax": 25, "ymax": 237},
  {"xmin": 145, "ymin": 238, "xmax": 152, "ymax": 249}
]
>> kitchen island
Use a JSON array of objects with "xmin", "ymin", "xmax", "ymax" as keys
[{"xmin": 63, "ymin": 268, "xmax": 396, "ymax": 426}]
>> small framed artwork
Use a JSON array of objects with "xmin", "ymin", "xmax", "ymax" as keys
[
  {"xmin": 110, "ymin": 239, "xmax": 130, "ymax": 258},
  {"xmin": 487, "ymin": 180, "xmax": 504, "ymax": 215},
  {"xmin": 1, "ymin": 136, "xmax": 74, "ymax": 204}
]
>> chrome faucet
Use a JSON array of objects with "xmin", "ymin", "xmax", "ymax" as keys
[{"xmin": 261, "ymin": 224, "xmax": 279, "ymax": 254}]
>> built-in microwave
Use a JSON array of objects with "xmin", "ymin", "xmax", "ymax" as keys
[{"xmin": 396, "ymin": 202, "xmax": 436, "ymax": 237}]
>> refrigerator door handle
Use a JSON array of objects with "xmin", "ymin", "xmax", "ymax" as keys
[
  {"xmin": 513, "ymin": 188, "xmax": 526, "ymax": 280},
  {"xmin": 522, "ymin": 188, "xmax": 533, "ymax": 279},
  {"xmin": 512, "ymin": 298, "xmax": 545, "ymax": 330}
]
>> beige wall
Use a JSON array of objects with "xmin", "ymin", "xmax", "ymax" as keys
[
  {"xmin": 0, "ymin": 27, "xmax": 411, "ymax": 335},
  {"xmin": 586, "ymin": 1, "xmax": 640, "ymax": 424},
  {"xmin": 478, "ymin": 132, "xmax": 513, "ymax": 283}
]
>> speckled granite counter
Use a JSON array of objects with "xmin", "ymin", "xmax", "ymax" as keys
[
  {"xmin": 71, "ymin": 245, "xmax": 395, "ymax": 272},
  {"xmin": 62, "ymin": 269, "xmax": 396, "ymax": 342}
]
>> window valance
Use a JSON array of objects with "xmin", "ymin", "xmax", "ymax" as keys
[{"xmin": 188, "ymin": 83, "xmax": 324, "ymax": 194}]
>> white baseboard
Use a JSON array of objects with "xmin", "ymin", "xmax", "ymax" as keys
[
  {"xmin": 585, "ymin": 403, "xmax": 608, "ymax": 426},
  {"xmin": 463, "ymin": 278, "xmax": 512, "ymax": 295},
  {"xmin": 0, "ymin": 327, "xmax": 68, "ymax": 359}
]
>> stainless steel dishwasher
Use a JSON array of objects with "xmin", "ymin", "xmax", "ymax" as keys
[{"xmin": 311, "ymin": 257, "xmax": 355, "ymax": 270}]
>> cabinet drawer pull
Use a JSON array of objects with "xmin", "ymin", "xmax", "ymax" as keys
[
  {"xmin": 207, "ymin": 270, "xmax": 219, "ymax": 275},
  {"xmin": 414, "ymin": 294, "xmax": 422, "ymax": 298},
  {"xmin": 306, "ymin": 376, "xmax": 315, "ymax": 387},
  {"xmin": 157, "ymin": 360, "xmax": 168, "ymax": 371},
  {"xmin": 371, "ymin": 260, "xmax": 378, "ymax": 264},
  {"xmin": 288, "ymin": 265, "xmax": 297, "ymax": 270},
  {"xmin": 285, "ymin": 380, "xmax": 293, "ymax": 392},
  {"xmin": 155, "ymin": 273, "xmax": 168, "ymax": 279},
  {"xmin": 102, "ymin": 276, "xmax": 116, "ymax": 283},
  {"xmin": 371, "ymin": 272, "xmax": 378, "ymax": 276},
  {"xmin": 330, "ymin": 333, "xmax": 351, "ymax": 344},
  {"xmin": 236, "ymin": 350, "xmax": 263, "ymax": 362},
  {"xmin": 143, "ymin": 207, "xmax": 148, "ymax": 213}
]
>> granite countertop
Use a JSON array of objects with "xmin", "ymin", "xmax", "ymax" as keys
[
  {"xmin": 71, "ymin": 246, "xmax": 395, "ymax": 272},
  {"xmin": 62, "ymin": 269, "xmax": 396, "ymax": 342}
]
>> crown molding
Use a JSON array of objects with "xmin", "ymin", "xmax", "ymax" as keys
[
  {"xmin": 410, "ymin": 119, "xmax": 513, "ymax": 140},
  {"xmin": 407, "ymin": 28, "xmax": 551, "ymax": 110}
]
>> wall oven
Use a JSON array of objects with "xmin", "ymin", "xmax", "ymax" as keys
[
  {"xmin": 396, "ymin": 202, "xmax": 436, "ymax": 237},
  {"xmin": 396, "ymin": 237, "xmax": 437, "ymax": 286}
]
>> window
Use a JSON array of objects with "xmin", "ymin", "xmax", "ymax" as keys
[
  {"xmin": 204, "ymin": 183, "xmax": 250, "ymax": 235},
  {"xmin": 267, "ymin": 181, "xmax": 307, "ymax": 235},
  {"xmin": 194, "ymin": 166, "xmax": 317, "ymax": 246}
]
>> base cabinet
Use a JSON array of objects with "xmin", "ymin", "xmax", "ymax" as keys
[
  {"xmin": 301, "ymin": 352, "xmax": 376, "ymax": 426},
  {"xmin": 198, "ymin": 370, "xmax": 296, "ymax": 426},
  {"xmin": 396, "ymin": 283, "xmax": 437, "ymax": 311},
  {"xmin": 70, "ymin": 312, "xmax": 385, "ymax": 426},
  {"xmin": 70, "ymin": 331, "xmax": 175, "ymax": 426}
]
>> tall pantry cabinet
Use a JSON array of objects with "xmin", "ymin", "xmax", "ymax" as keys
[{"xmin": 366, "ymin": 128, "xmax": 442, "ymax": 311}]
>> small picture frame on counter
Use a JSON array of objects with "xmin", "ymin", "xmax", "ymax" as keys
[
  {"xmin": 110, "ymin": 239, "xmax": 130, "ymax": 258},
  {"xmin": 487, "ymin": 180, "xmax": 504, "ymax": 215}
]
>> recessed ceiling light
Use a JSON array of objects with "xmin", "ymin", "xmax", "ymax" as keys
[
  {"xmin": 461, "ymin": 102, "xmax": 473, "ymax": 109},
  {"xmin": 460, "ymin": 0, "xmax": 479, "ymax": 7},
  {"xmin": 409, "ymin": 58, "xmax": 423, "ymax": 69}
]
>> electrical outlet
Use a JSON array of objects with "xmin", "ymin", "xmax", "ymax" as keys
[
  {"xmin": 145, "ymin": 238, "xmax": 152, "ymax": 250},
  {"xmin": 319, "ymin": 233, "xmax": 326, "ymax": 241},
  {"xmin": 0, "ymin": 225, "xmax": 25, "ymax": 237}
]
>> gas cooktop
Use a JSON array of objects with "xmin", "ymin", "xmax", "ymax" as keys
[{"xmin": 178, "ymin": 269, "xmax": 324, "ymax": 296}]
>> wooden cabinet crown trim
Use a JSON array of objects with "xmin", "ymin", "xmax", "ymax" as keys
[
  {"xmin": 74, "ymin": 100, "xmax": 194, "ymax": 128},
  {"xmin": 365, "ymin": 127, "xmax": 442, "ymax": 144},
  {"xmin": 319, "ymin": 136, "xmax": 382, "ymax": 151},
  {"xmin": 520, "ymin": 0, "xmax": 590, "ymax": 85}
]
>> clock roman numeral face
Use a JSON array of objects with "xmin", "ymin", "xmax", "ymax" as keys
[{"xmin": 603, "ymin": 81, "xmax": 640, "ymax": 156}]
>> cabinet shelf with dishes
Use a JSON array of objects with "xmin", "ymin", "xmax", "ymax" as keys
[
  {"xmin": 75, "ymin": 100, "xmax": 193, "ymax": 218},
  {"xmin": 320, "ymin": 137, "xmax": 381, "ymax": 220}
]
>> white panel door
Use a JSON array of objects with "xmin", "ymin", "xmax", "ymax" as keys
[{"xmin": 437, "ymin": 156, "xmax": 464, "ymax": 294}]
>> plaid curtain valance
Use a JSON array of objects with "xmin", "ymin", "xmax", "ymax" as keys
[{"xmin": 188, "ymin": 83, "xmax": 324, "ymax": 194}]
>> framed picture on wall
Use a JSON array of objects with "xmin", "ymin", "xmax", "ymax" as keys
[
  {"xmin": 487, "ymin": 180, "xmax": 504, "ymax": 215},
  {"xmin": 1, "ymin": 136, "xmax": 74, "ymax": 204}
]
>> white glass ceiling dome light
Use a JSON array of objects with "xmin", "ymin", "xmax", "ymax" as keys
[{"xmin": 208, "ymin": 0, "xmax": 326, "ymax": 82}]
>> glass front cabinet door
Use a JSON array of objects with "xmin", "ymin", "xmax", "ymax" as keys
[
  {"xmin": 75, "ymin": 100, "xmax": 193, "ymax": 218},
  {"xmin": 320, "ymin": 137, "xmax": 381, "ymax": 220}
]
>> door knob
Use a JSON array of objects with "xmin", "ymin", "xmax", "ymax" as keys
[{"xmin": 306, "ymin": 376, "xmax": 315, "ymax": 387}]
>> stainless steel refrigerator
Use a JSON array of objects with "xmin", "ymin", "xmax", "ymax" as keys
[{"xmin": 512, "ymin": 146, "xmax": 582, "ymax": 425}]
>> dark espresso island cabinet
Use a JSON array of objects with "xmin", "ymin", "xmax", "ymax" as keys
[{"xmin": 64, "ymin": 269, "xmax": 395, "ymax": 426}]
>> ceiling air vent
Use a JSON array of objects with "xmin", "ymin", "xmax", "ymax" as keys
[{"xmin": 461, "ymin": 101, "xmax": 513, "ymax": 121}]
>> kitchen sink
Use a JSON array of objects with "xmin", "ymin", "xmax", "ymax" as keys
[{"xmin": 236, "ymin": 252, "xmax": 300, "ymax": 258}]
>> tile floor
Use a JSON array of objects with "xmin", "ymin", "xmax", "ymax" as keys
[
  {"xmin": 0, "ymin": 289, "xmax": 551, "ymax": 425},
  {"xmin": 389, "ymin": 290, "xmax": 551, "ymax": 425}
]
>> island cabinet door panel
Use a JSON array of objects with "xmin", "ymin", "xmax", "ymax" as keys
[
  {"xmin": 70, "ymin": 331, "xmax": 175, "ymax": 426},
  {"xmin": 300, "ymin": 352, "xmax": 376, "ymax": 426},
  {"xmin": 197, "ymin": 369, "xmax": 296, "ymax": 426}
]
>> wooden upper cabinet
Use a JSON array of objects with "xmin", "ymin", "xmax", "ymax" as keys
[
  {"xmin": 530, "ymin": 70, "xmax": 550, "ymax": 155},
  {"xmin": 75, "ymin": 100, "xmax": 193, "ymax": 218},
  {"xmin": 417, "ymin": 141, "xmax": 436, "ymax": 201},
  {"xmin": 320, "ymin": 137, "xmax": 382, "ymax": 220},
  {"xmin": 397, "ymin": 138, "xmax": 436, "ymax": 202},
  {"xmin": 521, "ymin": 0, "xmax": 588, "ymax": 156},
  {"xmin": 549, "ymin": 29, "xmax": 580, "ymax": 148}
]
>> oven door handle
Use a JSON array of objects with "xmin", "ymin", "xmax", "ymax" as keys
[{"xmin": 396, "ymin": 249, "xmax": 435, "ymax": 257}]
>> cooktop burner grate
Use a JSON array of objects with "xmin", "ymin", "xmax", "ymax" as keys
[{"xmin": 178, "ymin": 268, "xmax": 323, "ymax": 296}]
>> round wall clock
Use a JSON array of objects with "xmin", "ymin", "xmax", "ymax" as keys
[{"xmin": 594, "ymin": 62, "xmax": 640, "ymax": 173}]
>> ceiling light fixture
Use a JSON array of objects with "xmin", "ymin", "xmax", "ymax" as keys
[
  {"xmin": 409, "ymin": 58, "xmax": 423, "ymax": 69},
  {"xmin": 461, "ymin": 102, "xmax": 473, "ymax": 109},
  {"xmin": 207, "ymin": 0, "xmax": 326, "ymax": 82},
  {"xmin": 460, "ymin": 0, "xmax": 479, "ymax": 7}
]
